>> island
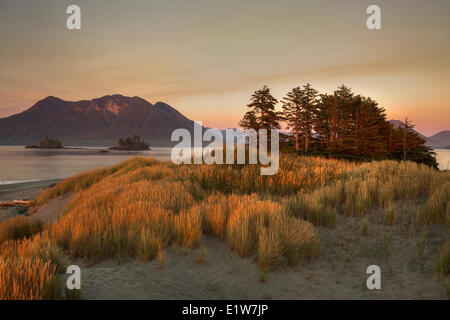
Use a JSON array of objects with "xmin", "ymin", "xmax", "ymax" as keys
[
  {"xmin": 25, "ymin": 137, "xmax": 64, "ymax": 149},
  {"xmin": 109, "ymin": 135, "xmax": 150, "ymax": 151}
]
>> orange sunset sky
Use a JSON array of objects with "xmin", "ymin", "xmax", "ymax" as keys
[{"xmin": 0, "ymin": 0, "xmax": 449, "ymax": 136}]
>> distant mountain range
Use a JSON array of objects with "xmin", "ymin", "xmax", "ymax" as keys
[
  {"xmin": 0, "ymin": 95, "xmax": 199, "ymax": 147},
  {"xmin": 424, "ymin": 131, "xmax": 450, "ymax": 149},
  {"xmin": 389, "ymin": 120, "xmax": 450, "ymax": 149}
]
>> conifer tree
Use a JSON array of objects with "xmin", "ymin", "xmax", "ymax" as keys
[
  {"xmin": 239, "ymin": 86, "xmax": 281, "ymax": 143},
  {"xmin": 239, "ymin": 84, "xmax": 437, "ymax": 168},
  {"xmin": 281, "ymin": 87, "xmax": 302, "ymax": 151},
  {"xmin": 282, "ymin": 83, "xmax": 318, "ymax": 152}
]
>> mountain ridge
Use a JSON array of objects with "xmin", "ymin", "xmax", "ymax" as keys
[
  {"xmin": 388, "ymin": 120, "xmax": 449, "ymax": 148},
  {"xmin": 0, "ymin": 94, "xmax": 197, "ymax": 147}
]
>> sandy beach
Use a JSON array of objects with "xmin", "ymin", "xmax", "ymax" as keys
[{"xmin": 0, "ymin": 179, "xmax": 60, "ymax": 223}]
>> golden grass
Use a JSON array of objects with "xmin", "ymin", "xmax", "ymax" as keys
[
  {"xmin": 138, "ymin": 230, "xmax": 161, "ymax": 262},
  {"xmin": 284, "ymin": 194, "xmax": 337, "ymax": 227},
  {"xmin": 1, "ymin": 155, "xmax": 449, "ymax": 299},
  {"xmin": 283, "ymin": 160, "xmax": 449, "ymax": 226},
  {"xmin": 0, "ymin": 231, "xmax": 65, "ymax": 300},
  {"xmin": 173, "ymin": 206, "xmax": 202, "ymax": 248},
  {"xmin": 417, "ymin": 181, "xmax": 450, "ymax": 227},
  {"xmin": 0, "ymin": 256, "xmax": 60, "ymax": 300},
  {"xmin": 32, "ymin": 157, "xmax": 160, "ymax": 209},
  {"xmin": 0, "ymin": 216, "xmax": 43, "ymax": 244}
]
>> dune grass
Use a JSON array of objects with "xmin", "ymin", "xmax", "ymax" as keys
[
  {"xmin": 32, "ymin": 157, "xmax": 160, "ymax": 209},
  {"xmin": 417, "ymin": 181, "xmax": 450, "ymax": 227},
  {"xmin": 1, "ymin": 155, "xmax": 449, "ymax": 299},
  {"xmin": 0, "ymin": 233, "xmax": 68, "ymax": 300},
  {"xmin": 0, "ymin": 256, "xmax": 60, "ymax": 300},
  {"xmin": 0, "ymin": 216, "xmax": 44, "ymax": 244}
]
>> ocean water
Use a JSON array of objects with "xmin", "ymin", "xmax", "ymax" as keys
[
  {"xmin": 0, "ymin": 146, "xmax": 449, "ymax": 185},
  {"xmin": 0, "ymin": 146, "xmax": 172, "ymax": 185}
]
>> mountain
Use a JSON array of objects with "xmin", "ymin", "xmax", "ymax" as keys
[
  {"xmin": 389, "ymin": 120, "xmax": 450, "ymax": 149},
  {"xmin": 427, "ymin": 130, "xmax": 450, "ymax": 149},
  {"xmin": 0, "ymin": 95, "xmax": 199, "ymax": 146},
  {"xmin": 388, "ymin": 120, "xmax": 427, "ymax": 140}
]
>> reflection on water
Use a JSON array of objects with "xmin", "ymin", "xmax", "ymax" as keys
[{"xmin": 0, "ymin": 146, "xmax": 172, "ymax": 184}]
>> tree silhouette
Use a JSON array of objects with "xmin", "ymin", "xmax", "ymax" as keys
[
  {"xmin": 282, "ymin": 83, "xmax": 318, "ymax": 152},
  {"xmin": 239, "ymin": 86, "xmax": 281, "ymax": 145},
  {"xmin": 239, "ymin": 84, "xmax": 438, "ymax": 168}
]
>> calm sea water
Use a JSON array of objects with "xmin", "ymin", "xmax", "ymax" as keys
[
  {"xmin": 0, "ymin": 146, "xmax": 172, "ymax": 185},
  {"xmin": 0, "ymin": 146, "xmax": 449, "ymax": 185}
]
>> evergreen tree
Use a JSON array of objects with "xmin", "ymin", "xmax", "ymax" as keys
[
  {"xmin": 315, "ymin": 93, "xmax": 337, "ymax": 154},
  {"xmin": 247, "ymin": 86, "xmax": 280, "ymax": 130},
  {"xmin": 282, "ymin": 83, "xmax": 318, "ymax": 152},
  {"xmin": 281, "ymin": 87, "xmax": 302, "ymax": 152},
  {"xmin": 40, "ymin": 137, "xmax": 63, "ymax": 148},
  {"xmin": 238, "ymin": 84, "xmax": 437, "ymax": 168},
  {"xmin": 238, "ymin": 110, "xmax": 259, "ymax": 131},
  {"xmin": 239, "ymin": 86, "xmax": 281, "ymax": 144}
]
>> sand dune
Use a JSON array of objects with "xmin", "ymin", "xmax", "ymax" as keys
[
  {"xmin": 31, "ymin": 193, "xmax": 75, "ymax": 223},
  {"xmin": 74, "ymin": 228, "xmax": 447, "ymax": 300}
]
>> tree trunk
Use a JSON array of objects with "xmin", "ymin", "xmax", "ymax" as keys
[{"xmin": 295, "ymin": 128, "xmax": 299, "ymax": 152}]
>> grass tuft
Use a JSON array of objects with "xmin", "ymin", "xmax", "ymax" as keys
[{"xmin": 0, "ymin": 216, "xmax": 44, "ymax": 244}]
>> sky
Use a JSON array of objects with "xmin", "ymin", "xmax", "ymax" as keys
[{"xmin": 0, "ymin": 0, "xmax": 449, "ymax": 136}]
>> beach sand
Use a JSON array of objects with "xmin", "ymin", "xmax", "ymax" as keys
[
  {"xmin": 0, "ymin": 179, "xmax": 61, "ymax": 201},
  {"xmin": 31, "ymin": 193, "xmax": 75, "ymax": 223},
  {"xmin": 0, "ymin": 179, "xmax": 60, "ymax": 222}
]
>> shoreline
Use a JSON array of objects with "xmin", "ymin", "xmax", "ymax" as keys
[
  {"xmin": 0, "ymin": 179, "xmax": 61, "ymax": 202},
  {"xmin": 0, "ymin": 179, "xmax": 60, "ymax": 223}
]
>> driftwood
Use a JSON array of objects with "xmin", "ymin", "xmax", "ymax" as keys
[
  {"xmin": 0, "ymin": 200, "xmax": 33, "ymax": 208},
  {"xmin": 0, "ymin": 202, "xmax": 16, "ymax": 208},
  {"xmin": 13, "ymin": 200, "xmax": 32, "ymax": 206}
]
